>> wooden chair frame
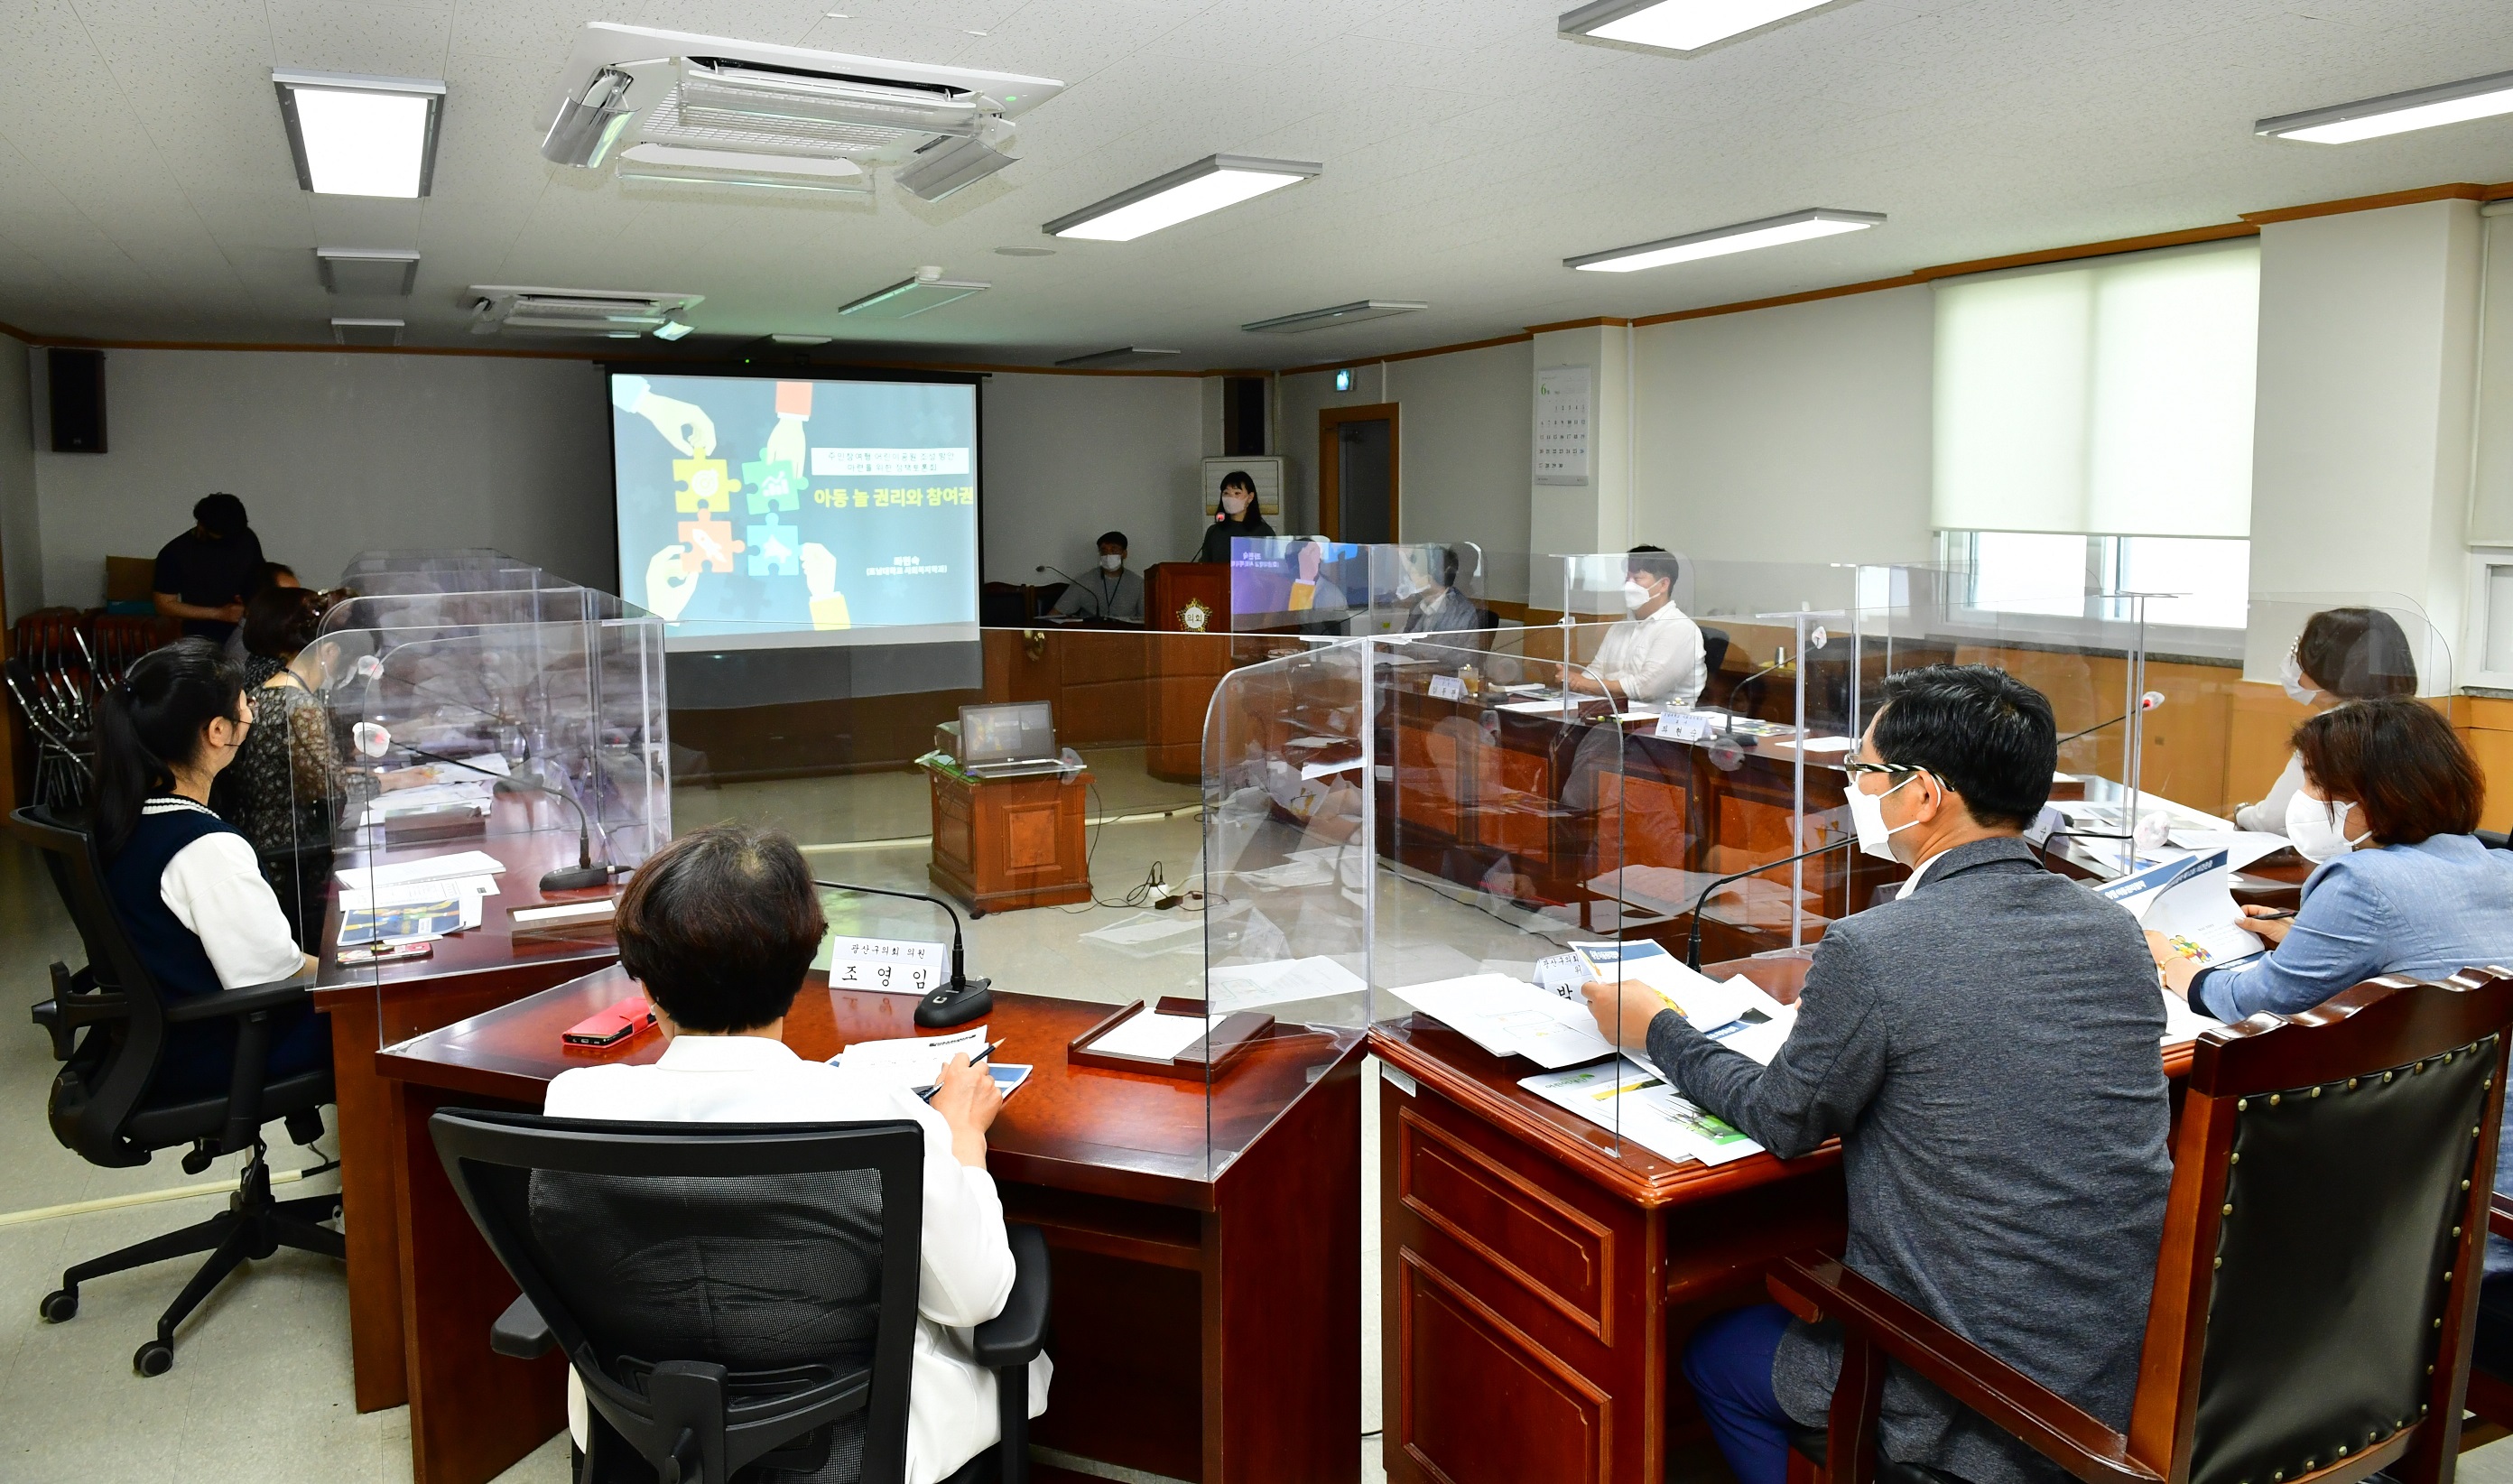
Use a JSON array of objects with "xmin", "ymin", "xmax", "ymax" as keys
[{"xmin": 1771, "ymin": 968, "xmax": 2513, "ymax": 1484}]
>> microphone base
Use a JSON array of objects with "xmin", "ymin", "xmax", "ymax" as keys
[
  {"xmin": 915, "ymin": 977, "xmax": 993, "ymax": 1028},
  {"xmin": 539, "ymin": 864, "xmax": 615, "ymax": 894}
]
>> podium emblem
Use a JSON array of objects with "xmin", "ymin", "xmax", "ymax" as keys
[{"xmin": 1180, "ymin": 598, "xmax": 1210, "ymax": 632}]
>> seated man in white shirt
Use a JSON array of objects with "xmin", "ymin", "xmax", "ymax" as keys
[
  {"xmin": 543, "ymin": 823, "xmax": 1048, "ymax": 1484},
  {"xmin": 1047, "ymin": 529, "xmax": 1145, "ymax": 623},
  {"xmin": 1570, "ymin": 544, "xmax": 1708, "ymax": 709}
]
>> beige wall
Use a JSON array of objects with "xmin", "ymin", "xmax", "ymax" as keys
[{"xmin": 0, "ymin": 336, "xmax": 37, "ymax": 621}]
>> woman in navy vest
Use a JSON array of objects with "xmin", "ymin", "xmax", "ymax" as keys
[{"xmin": 97, "ymin": 639, "xmax": 327, "ymax": 1100}]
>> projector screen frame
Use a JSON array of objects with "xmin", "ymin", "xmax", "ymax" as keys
[{"xmin": 599, "ymin": 360, "xmax": 988, "ymax": 639}]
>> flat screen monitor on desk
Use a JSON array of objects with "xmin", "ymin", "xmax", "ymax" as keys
[{"xmin": 959, "ymin": 700, "xmax": 1054, "ymax": 763}]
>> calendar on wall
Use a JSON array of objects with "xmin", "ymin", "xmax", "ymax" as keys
[{"xmin": 1535, "ymin": 365, "xmax": 1591, "ymax": 486}]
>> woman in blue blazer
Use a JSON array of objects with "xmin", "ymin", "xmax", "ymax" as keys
[{"xmin": 2153, "ymin": 697, "xmax": 2513, "ymax": 1020}]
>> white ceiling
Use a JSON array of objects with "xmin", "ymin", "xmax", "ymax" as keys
[{"xmin": 1, "ymin": 0, "xmax": 2509, "ymax": 369}]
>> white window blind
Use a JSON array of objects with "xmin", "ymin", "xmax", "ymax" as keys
[{"xmin": 1933, "ymin": 241, "xmax": 2260, "ymax": 539}]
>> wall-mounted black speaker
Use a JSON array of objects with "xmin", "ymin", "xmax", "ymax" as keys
[{"xmin": 49, "ymin": 348, "xmax": 106, "ymax": 454}]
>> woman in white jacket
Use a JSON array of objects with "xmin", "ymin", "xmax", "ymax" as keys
[
  {"xmin": 2232, "ymin": 606, "xmax": 2418, "ymax": 836},
  {"xmin": 543, "ymin": 823, "xmax": 1048, "ymax": 1484}
]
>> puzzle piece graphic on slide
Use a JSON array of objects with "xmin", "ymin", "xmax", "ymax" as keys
[
  {"xmin": 743, "ymin": 459, "xmax": 802, "ymax": 515},
  {"xmin": 672, "ymin": 458, "xmax": 737, "ymax": 514},
  {"xmin": 679, "ymin": 516, "xmax": 738, "ymax": 573},
  {"xmin": 746, "ymin": 517, "xmax": 800, "ymax": 577}
]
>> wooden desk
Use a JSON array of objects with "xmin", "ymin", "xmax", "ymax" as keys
[
  {"xmin": 307, "ymin": 803, "xmax": 626, "ymax": 1412},
  {"xmin": 924, "ymin": 760, "xmax": 1092, "ymax": 915},
  {"xmin": 1368, "ymin": 957, "xmax": 2199, "ymax": 1484},
  {"xmin": 374, "ymin": 966, "xmax": 1366, "ymax": 1484}
]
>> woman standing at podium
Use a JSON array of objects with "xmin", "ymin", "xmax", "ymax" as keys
[{"xmin": 1194, "ymin": 468, "xmax": 1274, "ymax": 563}]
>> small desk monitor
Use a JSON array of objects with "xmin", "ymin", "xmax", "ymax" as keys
[{"xmin": 959, "ymin": 701, "xmax": 1055, "ymax": 764}]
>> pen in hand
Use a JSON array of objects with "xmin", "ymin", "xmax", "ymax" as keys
[{"xmin": 913, "ymin": 1042, "xmax": 1001, "ymax": 1100}]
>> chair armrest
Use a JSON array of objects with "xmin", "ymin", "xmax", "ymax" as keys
[
  {"xmin": 1767, "ymin": 1254, "xmax": 2162, "ymax": 1484},
  {"xmin": 162, "ymin": 973, "xmax": 317, "ymax": 1025},
  {"xmin": 973, "ymin": 1224, "xmax": 1051, "ymax": 1369},
  {"xmin": 490, "ymin": 1294, "xmax": 555, "ymax": 1359},
  {"xmin": 2490, "ymin": 1192, "xmax": 2513, "ymax": 1243}
]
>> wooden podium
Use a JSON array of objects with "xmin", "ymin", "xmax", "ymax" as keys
[
  {"xmin": 1145, "ymin": 561, "xmax": 1233, "ymax": 782},
  {"xmin": 924, "ymin": 758, "xmax": 1091, "ymax": 916}
]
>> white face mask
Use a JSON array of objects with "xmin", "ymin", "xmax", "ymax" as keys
[
  {"xmin": 2285, "ymin": 790, "xmax": 2368, "ymax": 864},
  {"xmin": 1621, "ymin": 580, "xmax": 1654, "ymax": 613},
  {"xmin": 1099, "ymin": 553, "xmax": 1124, "ymax": 572},
  {"xmin": 1221, "ymin": 493, "xmax": 1250, "ymax": 516},
  {"xmin": 2278, "ymin": 650, "xmax": 2317, "ymax": 706},
  {"xmin": 1844, "ymin": 771, "xmax": 1923, "ymax": 862}
]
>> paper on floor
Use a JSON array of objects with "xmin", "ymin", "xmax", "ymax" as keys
[{"xmin": 1207, "ymin": 955, "xmax": 1368, "ymax": 1014}]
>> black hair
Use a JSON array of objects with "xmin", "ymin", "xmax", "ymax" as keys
[
  {"xmin": 1098, "ymin": 531, "xmax": 1128, "ymax": 551},
  {"xmin": 95, "ymin": 638, "xmax": 246, "ymax": 858},
  {"xmin": 615, "ymin": 823, "xmax": 829, "ymax": 1033},
  {"xmin": 1216, "ymin": 469, "xmax": 1257, "ymax": 518},
  {"xmin": 2295, "ymin": 607, "xmax": 2418, "ymax": 700},
  {"xmin": 1626, "ymin": 545, "xmax": 1680, "ymax": 587},
  {"xmin": 193, "ymin": 493, "xmax": 249, "ymax": 537},
  {"xmin": 242, "ymin": 584, "xmax": 322, "ymax": 660},
  {"xmin": 1869, "ymin": 663, "xmax": 2057, "ymax": 830},
  {"xmin": 250, "ymin": 561, "xmax": 298, "ymax": 596},
  {"xmin": 1437, "ymin": 544, "xmax": 1461, "ymax": 588}
]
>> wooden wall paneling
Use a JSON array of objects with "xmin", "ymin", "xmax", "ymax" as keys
[{"xmin": 2460, "ymin": 696, "xmax": 2513, "ymax": 834}]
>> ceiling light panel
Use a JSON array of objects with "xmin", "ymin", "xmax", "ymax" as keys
[
  {"xmin": 274, "ymin": 70, "xmax": 445, "ymax": 198},
  {"xmin": 1567, "ymin": 208, "xmax": 1884, "ymax": 273},
  {"xmin": 315, "ymin": 247, "xmax": 420, "ymax": 296},
  {"xmin": 2257, "ymin": 69, "xmax": 2513, "ymax": 144},
  {"xmin": 1055, "ymin": 347, "xmax": 1182, "ymax": 367},
  {"xmin": 1242, "ymin": 301, "xmax": 1428, "ymax": 333},
  {"xmin": 838, "ymin": 272, "xmax": 990, "ymax": 319},
  {"xmin": 331, "ymin": 319, "xmax": 405, "ymax": 347},
  {"xmin": 1044, "ymin": 155, "xmax": 1321, "ymax": 242},
  {"xmin": 1559, "ymin": 0, "xmax": 1844, "ymax": 55}
]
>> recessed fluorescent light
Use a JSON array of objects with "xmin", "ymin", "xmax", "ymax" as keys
[
  {"xmin": 1043, "ymin": 154, "xmax": 1321, "ymax": 242},
  {"xmin": 773, "ymin": 334, "xmax": 834, "ymax": 346},
  {"xmin": 839, "ymin": 269, "xmax": 990, "ymax": 319},
  {"xmin": 314, "ymin": 247, "xmax": 420, "ymax": 296},
  {"xmin": 273, "ymin": 69, "xmax": 445, "ymax": 198},
  {"xmin": 1559, "ymin": 0, "xmax": 1845, "ymax": 55},
  {"xmin": 1566, "ymin": 208, "xmax": 1884, "ymax": 273},
  {"xmin": 1242, "ymin": 300, "xmax": 1428, "ymax": 333},
  {"xmin": 653, "ymin": 320, "xmax": 695, "ymax": 341},
  {"xmin": 995, "ymin": 246, "xmax": 1055, "ymax": 257},
  {"xmin": 2257, "ymin": 68, "xmax": 2513, "ymax": 144},
  {"xmin": 330, "ymin": 319, "xmax": 404, "ymax": 348},
  {"xmin": 1056, "ymin": 347, "xmax": 1182, "ymax": 367}
]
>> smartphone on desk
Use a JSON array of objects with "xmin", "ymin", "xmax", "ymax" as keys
[{"xmin": 562, "ymin": 995, "xmax": 655, "ymax": 1048}]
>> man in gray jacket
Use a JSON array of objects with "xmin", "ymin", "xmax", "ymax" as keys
[{"xmin": 1585, "ymin": 664, "xmax": 2170, "ymax": 1484}]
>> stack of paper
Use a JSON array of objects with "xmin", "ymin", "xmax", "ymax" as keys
[
  {"xmin": 1570, "ymin": 940, "xmax": 1799, "ymax": 1066},
  {"xmin": 1390, "ymin": 974, "xmax": 1618, "ymax": 1069},
  {"xmin": 1519, "ymin": 1056, "xmax": 1764, "ymax": 1167},
  {"xmin": 336, "ymin": 850, "xmax": 505, "ymax": 942},
  {"xmin": 360, "ymin": 778, "xmax": 496, "ymax": 825},
  {"xmin": 2092, "ymin": 849, "xmax": 2267, "ymax": 969}
]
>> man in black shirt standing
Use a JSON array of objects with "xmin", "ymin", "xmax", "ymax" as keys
[{"xmin": 153, "ymin": 494, "xmax": 266, "ymax": 641}]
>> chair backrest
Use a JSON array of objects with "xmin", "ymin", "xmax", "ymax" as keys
[
  {"xmin": 2131, "ymin": 969, "xmax": 2513, "ymax": 1484},
  {"xmin": 430, "ymin": 1109, "xmax": 927, "ymax": 1484},
  {"xmin": 1700, "ymin": 626, "xmax": 1731, "ymax": 688},
  {"xmin": 11, "ymin": 805, "xmax": 181, "ymax": 1160}
]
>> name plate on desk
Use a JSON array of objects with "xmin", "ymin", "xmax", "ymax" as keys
[
  {"xmin": 1655, "ymin": 710, "xmax": 1718, "ymax": 742},
  {"xmin": 829, "ymin": 935, "xmax": 949, "ymax": 996},
  {"xmin": 1069, "ymin": 997, "xmax": 1274, "ymax": 1081},
  {"xmin": 1427, "ymin": 673, "xmax": 1467, "ymax": 702}
]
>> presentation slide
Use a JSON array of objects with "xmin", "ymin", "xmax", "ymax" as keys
[{"xmin": 609, "ymin": 371, "xmax": 979, "ymax": 648}]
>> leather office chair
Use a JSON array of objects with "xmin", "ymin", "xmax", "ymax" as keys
[
  {"xmin": 15, "ymin": 804, "xmax": 343, "ymax": 1376},
  {"xmin": 1770, "ymin": 967, "xmax": 2513, "ymax": 1484},
  {"xmin": 1700, "ymin": 626, "xmax": 1731, "ymax": 696},
  {"xmin": 431, "ymin": 1108, "xmax": 1052, "ymax": 1484}
]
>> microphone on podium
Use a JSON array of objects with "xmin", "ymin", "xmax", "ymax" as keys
[{"xmin": 350, "ymin": 724, "xmax": 617, "ymax": 893}]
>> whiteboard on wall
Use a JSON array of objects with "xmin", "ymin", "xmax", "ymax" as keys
[
  {"xmin": 1198, "ymin": 456, "xmax": 1284, "ymax": 520},
  {"xmin": 1535, "ymin": 366, "xmax": 1591, "ymax": 487}
]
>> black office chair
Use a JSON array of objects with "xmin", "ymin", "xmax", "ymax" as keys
[
  {"xmin": 14, "ymin": 804, "xmax": 342, "ymax": 1376},
  {"xmin": 1699, "ymin": 626, "xmax": 1731, "ymax": 698},
  {"xmin": 431, "ymin": 1108, "xmax": 1052, "ymax": 1484}
]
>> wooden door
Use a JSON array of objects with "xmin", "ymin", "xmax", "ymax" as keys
[{"xmin": 1318, "ymin": 403, "xmax": 1399, "ymax": 543}]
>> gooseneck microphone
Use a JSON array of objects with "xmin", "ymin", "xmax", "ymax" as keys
[
  {"xmin": 814, "ymin": 878, "xmax": 993, "ymax": 1028},
  {"xmin": 354, "ymin": 726, "xmax": 616, "ymax": 893},
  {"xmin": 1682, "ymin": 836, "xmax": 1860, "ymax": 969},
  {"xmin": 2057, "ymin": 691, "xmax": 2167, "ymax": 747}
]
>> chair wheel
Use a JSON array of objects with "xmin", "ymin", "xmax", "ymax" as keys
[
  {"xmin": 134, "ymin": 1340, "xmax": 173, "ymax": 1377},
  {"xmin": 39, "ymin": 1288, "xmax": 77, "ymax": 1323},
  {"xmin": 246, "ymin": 1229, "xmax": 280, "ymax": 1261}
]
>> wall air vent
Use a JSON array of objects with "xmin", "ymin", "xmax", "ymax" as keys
[{"xmin": 541, "ymin": 23, "xmax": 1061, "ymax": 201}]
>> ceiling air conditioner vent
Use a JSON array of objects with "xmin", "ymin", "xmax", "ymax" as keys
[
  {"xmin": 468, "ymin": 285, "xmax": 702, "ymax": 339},
  {"xmin": 541, "ymin": 24, "xmax": 1061, "ymax": 201}
]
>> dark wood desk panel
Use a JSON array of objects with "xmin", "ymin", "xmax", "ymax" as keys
[
  {"xmin": 926, "ymin": 765, "xmax": 1092, "ymax": 916},
  {"xmin": 1370, "ymin": 956, "xmax": 2201, "ymax": 1484},
  {"xmin": 307, "ymin": 805, "xmax": 624, "ymax": 1413},
  {"xmin": 375, "ymin": 966, "xmax": 1366, "ymax": 1484}
]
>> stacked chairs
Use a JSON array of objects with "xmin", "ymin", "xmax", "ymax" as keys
[{"xmin": 5, "ymin": 609, "xmax": 180, "ymax": 811}]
